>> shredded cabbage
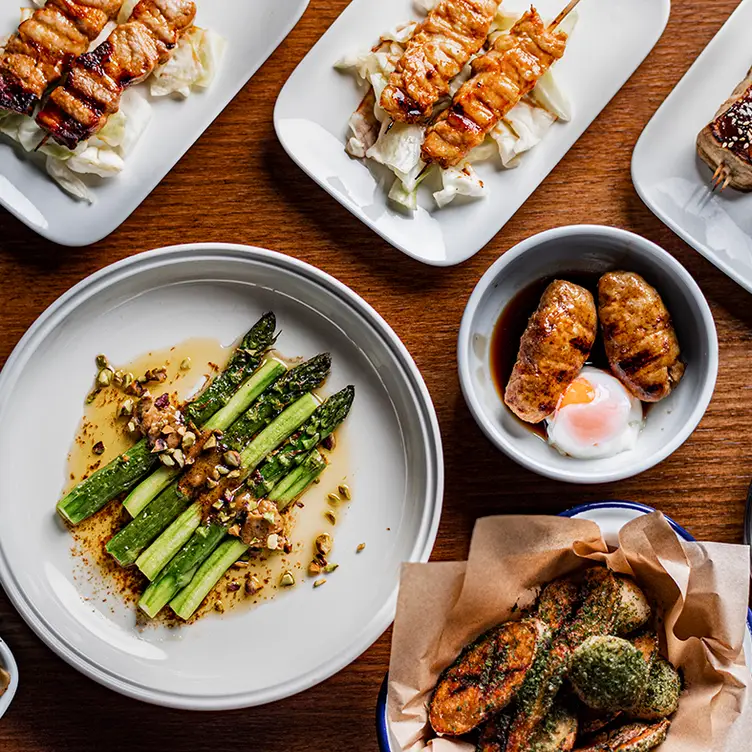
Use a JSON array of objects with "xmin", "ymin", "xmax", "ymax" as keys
[
  {"xmin": 151, "ymin": 27, "xmax": 227, "ymax": 98},
  {"xmin": 433, "ymin": 165, "xmax": 486, "ymax": 208},
  {"xmin": 339, "ymin": 7, "xmax": 576, "ymax": 210}
]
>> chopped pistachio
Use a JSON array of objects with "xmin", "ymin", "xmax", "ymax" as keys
[
  {"xmin": 232, "ymin": 560, "xmax": 247, "ymax": 569},
  {"xmin": 227, "ymin": 580, "xmax": 241, "ymax": 593},
  {"xmin": 92, "ymin": 441, "xmax": 105, "ymax": 455},
  {"xmin": 203, "ymin": 434, "xmax": 218, "ymax": 451},
  {"xmin": 262, "ymin": 511, "xmax": 277, "ymax": 525},
  {"xmin": 127, "ymin": 420, "xmax": 137, "ymax": 433},
  {"xmin": 324, "ymin": 510, "xmax": 336, "ymax": 525},
  {"xmin": 119, "ymin": 398, "xmax": 134, "ymax": 417},
  {"xmin": 216, "ymin": 465, "xmax": 230, "ymax": 476},
  {"xmin": 95, "ymin": 354, "xmax": 108, "ymax": 369},
  {"xmin": 356, "ymin": 543, "xmax": 366, "ymax": 553},
  {"xmin": 326, "ymin": 492, "xmax": 340, "ymax": 504},
  {"xmin": 179, "ymin": 357, "xmax": 192, "ymax": 371},
  {"xmin": 338, "ymin": 483, "xmax": 351, "ymax": 500},
  {"xmin": 206, "ymin": 478, "xmax": 219, "ymax": 490},
  {"xmin": 182, "ymin": 431, "xmax": 196, "ymax": 449},
  {"xmin": 172, "ymin": 449, "xmax": 185, "ymax": 468},
  {"xmin": 212, "ymin": 499, "xmax": 224, "ymax": 510},
  {"xmin": 313, "ymin": 579, "xmax": 326, "ymax": 588},
  {"xmin": 279, "ymin": 570, "xmax": 295, "ymax": 587},
  {"xmin": 97, "ymin": 369, "xmax": 112, "ymax": 387},
  {"xmin": 214, "ymin": 600, "xmax": 225, "ymax": 613},
  {"xmin": 308, "ymin": 560, "xmax": 322, "ymax": 576},
  {"xmin": 227, "ymin": 470, "xmax": 241, "ymax": 479},
  {"xmin": 267, "ymin": 533, "xmax": 279, "ymax": 551},
  {"xmin": 223, "ymin": 450, "xmax": 241, "ymax": 468},
  {"xmin": 113, "ymin": 370, "xmax": 125, "ymax": 387},
  {"xmin": 123, "ymin": 373, "xmax": 134, "ymax": 389},
  {"xmin": 160, "ymin": 453, "xmax": 176, "ymax": 467},
  {"xmin": 323, "ymin": 563, "xmax": 339, "ymax": 574},
  {"xmin": 228, "ymin": 524, "xmax": 241, "ymax": 537},
  {"xmin": 246, "ymin": 575, "xmax": 262, "ymax": 595},
  {"xmin": 315, "ymin": 533, "xmax": 333, "ymax": 556},
  {"xmin": 210, "ymin": 467, "xmax": 221, "ymax": 481},
  {"xmin": 86, "ymin": 390, "xmax": 98, "ymax": 404}
]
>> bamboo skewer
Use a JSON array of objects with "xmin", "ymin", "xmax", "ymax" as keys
[{"xmin": 550, "ymin": 0, "xmax": 583, "ymax": 29}]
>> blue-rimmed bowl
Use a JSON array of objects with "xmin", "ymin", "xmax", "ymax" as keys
[
  {"xmin": 0, "ymin": 637, "xmax": 18, "ymax": 720},
  {"xmin": 375, "ymin": 501, "xmax": 752, "ymax": 751}
]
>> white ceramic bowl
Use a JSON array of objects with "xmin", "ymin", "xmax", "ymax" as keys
[
  {"xmin": 458, "ymin": 225, "xmax": 718, "ymax": 484},
  {"xmin": 0, "ymin": 638, "xmax": 18, "ymax": 720}
]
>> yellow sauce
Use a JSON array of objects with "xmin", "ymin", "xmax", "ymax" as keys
[{"xmin": 65, "ymin": 340, "xmax": 352, "ymax": 626}]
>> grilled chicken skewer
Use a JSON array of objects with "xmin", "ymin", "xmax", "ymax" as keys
[
  {"xmin": 379, "ymin": 0, "xmax": 502, "ymax": 124},
  {"xmin": 0, "ymin": 0, "xmax": 125, "ymax": 116},
  {"xmin": 421, "ymin": 5, "xmax": 571, "ymax": 169},
  {"xmin": 36, "ymin": 0, "xmax": 196, "ymax": 149}
]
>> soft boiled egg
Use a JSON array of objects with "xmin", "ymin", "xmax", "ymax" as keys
[{"xmin": 546, "ymin": 366, "xmax": 643, "ymax": 459}]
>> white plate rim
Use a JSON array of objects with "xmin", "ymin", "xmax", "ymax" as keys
[
  {"xmin": 0, "ymin": 1, "xmax": 311, "ymax": 247},
  {"xmin": 274, "ymin": 0, "xmax": 672, "ymax": 268},
  {"xmin": 631, "ymin": 0, "xmax": 752, "ymax": 295},
  {"xmin": 0, "ymin": 242, "xmax": 445, "ymax": 709},
  {"xmin": 0, "ymin": 637, "xmax": 19, "ymax": 720},
  {"xmin": 456, "ymin": 224, "xmax": 718, "ymax": 484}
]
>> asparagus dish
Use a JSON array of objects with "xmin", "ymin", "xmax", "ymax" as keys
[{"xmin": 58, "ymin": 312, "xmax": 355, "ymax": 623}]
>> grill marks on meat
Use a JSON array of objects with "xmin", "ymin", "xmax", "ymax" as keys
[
  {"xmin": 421, "ymin": 9, "xmax": 567, "ymax": 168},
  {"xmin": 597, "ymin": 272, "xmax": 684, "ymax": 403},
  {"xmin": 35, "ymin": 0, "xmax": 195, "ymax": 148},
  {"xmin": 0, "ymin": 0, "xmax": 123, "ymax": 115},
  {"xmin": 504, "ymin": 570, "xmax": 622, "ymax": 752},
  {"xmin": 573, "ymin": 719, "xmax": 671, "ymax": 752},
  {"xmin": 379, "ymin": 0, "xmax": 501, "ymax": 123},
  {"xmin": 504, "ymin": 280, "xmax": 597, "ymax": 424},
  {"xmin": 429, "ymin": 618, "xmax": 546, "ymax": 736}
]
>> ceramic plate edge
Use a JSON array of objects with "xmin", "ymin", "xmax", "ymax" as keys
[
  {"xmin": 630, "ymin": 0, "xmax": 752, "ymax": 295},
  {"xmin": 5, "ymin": 2, "xmax": 311, "ymax": 248},
  {"xmin": 0, "ymin": 242, "xmax": 444, "ymax": 709},
  {"xmin": 274, "ymin": 1, "xmax": 672, "ymax": 268}
]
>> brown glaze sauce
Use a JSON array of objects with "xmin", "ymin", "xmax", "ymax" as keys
[
  {"xmin": 489, "ymin": 273, "xmax": 610, "ymax": 438},
  {"xmin": 66, "ymin": 339, "xmax": 352, "ymax": 627}
]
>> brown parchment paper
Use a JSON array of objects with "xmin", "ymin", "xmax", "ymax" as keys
[{"xmin": 388, "ymin": 513, "xmax": 752, "ymax": 752}]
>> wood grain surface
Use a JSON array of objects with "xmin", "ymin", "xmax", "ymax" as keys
[{"xmin": 1, "ymin": 1, "xmax": 750, "ymax": 749}]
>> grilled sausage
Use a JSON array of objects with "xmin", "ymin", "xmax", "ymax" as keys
[
  {"xmin": 505, "ymin": 280, "xmax": 597, "ymax": 424},
  {"xmin": 597, "ymin": 272, "xmax": 684, "ymax": 403},
  {"xmin": 429, "ymin": 617, "xmax": 546, "ymax": 736},
  {"xmin": 697, "ymin": 66, "xmax": 752, "ymax": 191},
  {"xmin": 573, "ymin": 719, "xmax": 670, "ymax": 752}
]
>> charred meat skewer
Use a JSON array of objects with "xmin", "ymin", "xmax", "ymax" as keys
[
  {"xmin": 379, "ymin": 0, "xmax": 502, "ymax": 124},
  {"xmin": 35, "ymin": 0, "xmax": 196, "ymax": 149},
  {"xmin": 0, "ymin": 0, "xmax": 124, "ymax": 116},
  {"xmin": 421, "ymin": 7, "xmax": 569, "ymax": 169}
]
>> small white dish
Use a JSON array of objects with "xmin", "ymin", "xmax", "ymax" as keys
[
  {"xmin": 457, "ymin": 225, "xmax": 718, "ymax": 484},
  {"xmin": 274, "ymin": 0, "xmax": 670, "ymax": 266},
  {"xmin": 0, "ymin": 0, "xmax": 310, "ymax": 246},
  {"xmin": 0, "ymin": 243, "xmax": 444, "ymax": 709},
  {"xmin": 375, "ymin": 500, "xmax": 752, "ymax": 751},
  {"xmin": 632, "ymin": 0, "xmax": 752, "ymax": 295},
  {"xmin": 0, "ymin": 637, "xmax": 19, "ymax": 720}
]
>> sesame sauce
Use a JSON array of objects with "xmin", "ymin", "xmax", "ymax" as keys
[{"xmin": 712, "ymin": 91, "xmax": 752, "ymax": 160}]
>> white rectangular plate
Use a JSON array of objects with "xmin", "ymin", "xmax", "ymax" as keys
[
  {"xmin": 0, "ymin": 0, "xmax": 310, "ymax": 246},
  {"xmin": 274, "ymin": 0, "xmax": 670, "ymax": 267},
  {"xmin": 632, "ymin": 0, "xmax": 752, "ymax": 295}
]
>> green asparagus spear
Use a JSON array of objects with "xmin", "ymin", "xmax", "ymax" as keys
[
  {"xmin": 182, "ymin": 313, "xmax": 277, "ymax": 427},
  {"xmin": 246, "ymin": 386, "xmax": 354, "ymax": 498},
  {"xmin": 167, "ymin": 450, "xmax": 327, "ymax": 621},
  {"xmin": 123, "ymin": 358, "xmax": 286, "ymax": 518},
  {"xmin": 56, "ymin": 313, "xmax": 277, "ymax": 525},
  {"xmin": 106, "ymin": 392, "xmax": 321, "ymax": 566}
]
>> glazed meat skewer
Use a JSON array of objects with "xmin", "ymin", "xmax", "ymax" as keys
[
  {"xmin": 421, "ymin": 0, "xmax": 578, "ymax": 169},
  {"xmin": 35, "ymin": 0, "xmax": 196, "ymax": 149},
  {"xmin": 0, "ymin": 0, "xmax": 125, "ymax": 116},
  {"xmin": 379, "ymin": 0, "xmax": 502, "ymax": 124}
]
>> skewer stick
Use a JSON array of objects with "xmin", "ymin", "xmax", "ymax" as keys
[{"xmin": 550, "ymin": 0, "xmax": 583, "ymax": 29}]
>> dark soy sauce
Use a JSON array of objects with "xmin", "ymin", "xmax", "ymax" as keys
[{"xmin": 489, "ymin": 273, "xmax": 610, "ymax": 438}]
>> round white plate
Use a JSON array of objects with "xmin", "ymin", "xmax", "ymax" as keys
[{"xmin": 0, "ymin": 243, "xmax": 444, "ymax": 709}]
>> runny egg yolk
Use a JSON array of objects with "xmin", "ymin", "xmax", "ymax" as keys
[{"xmin": 558, "ymin": 377, "xmax": 596, "ymax": 409}]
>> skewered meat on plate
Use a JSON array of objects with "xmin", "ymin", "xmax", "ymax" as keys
[
  {"xmin": 697, "ymin": 66, "xmax": 752, "ymax": 191},
  {"xmin": 35, "ymin": 0, "xmax": 196, "ymax": 149},
  {"xmin": 421, "ymin": 8, "xmax": 568, "ymax": 168},
  {"xmin": 379, "ymin": 0, "xmax": 501, "ymax": 124},
  {"xmin": 0, "ymin": 0, "xmax": 124, "ymax": 116}
]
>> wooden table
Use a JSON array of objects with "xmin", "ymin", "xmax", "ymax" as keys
[{"xmin": 0, "ymin": 1, "xmax": 750, "ymax": 749}]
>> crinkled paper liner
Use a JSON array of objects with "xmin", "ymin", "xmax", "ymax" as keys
[{"xmin": 388, "ymin": 513, "xmax": 752, "ymax": 752}]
